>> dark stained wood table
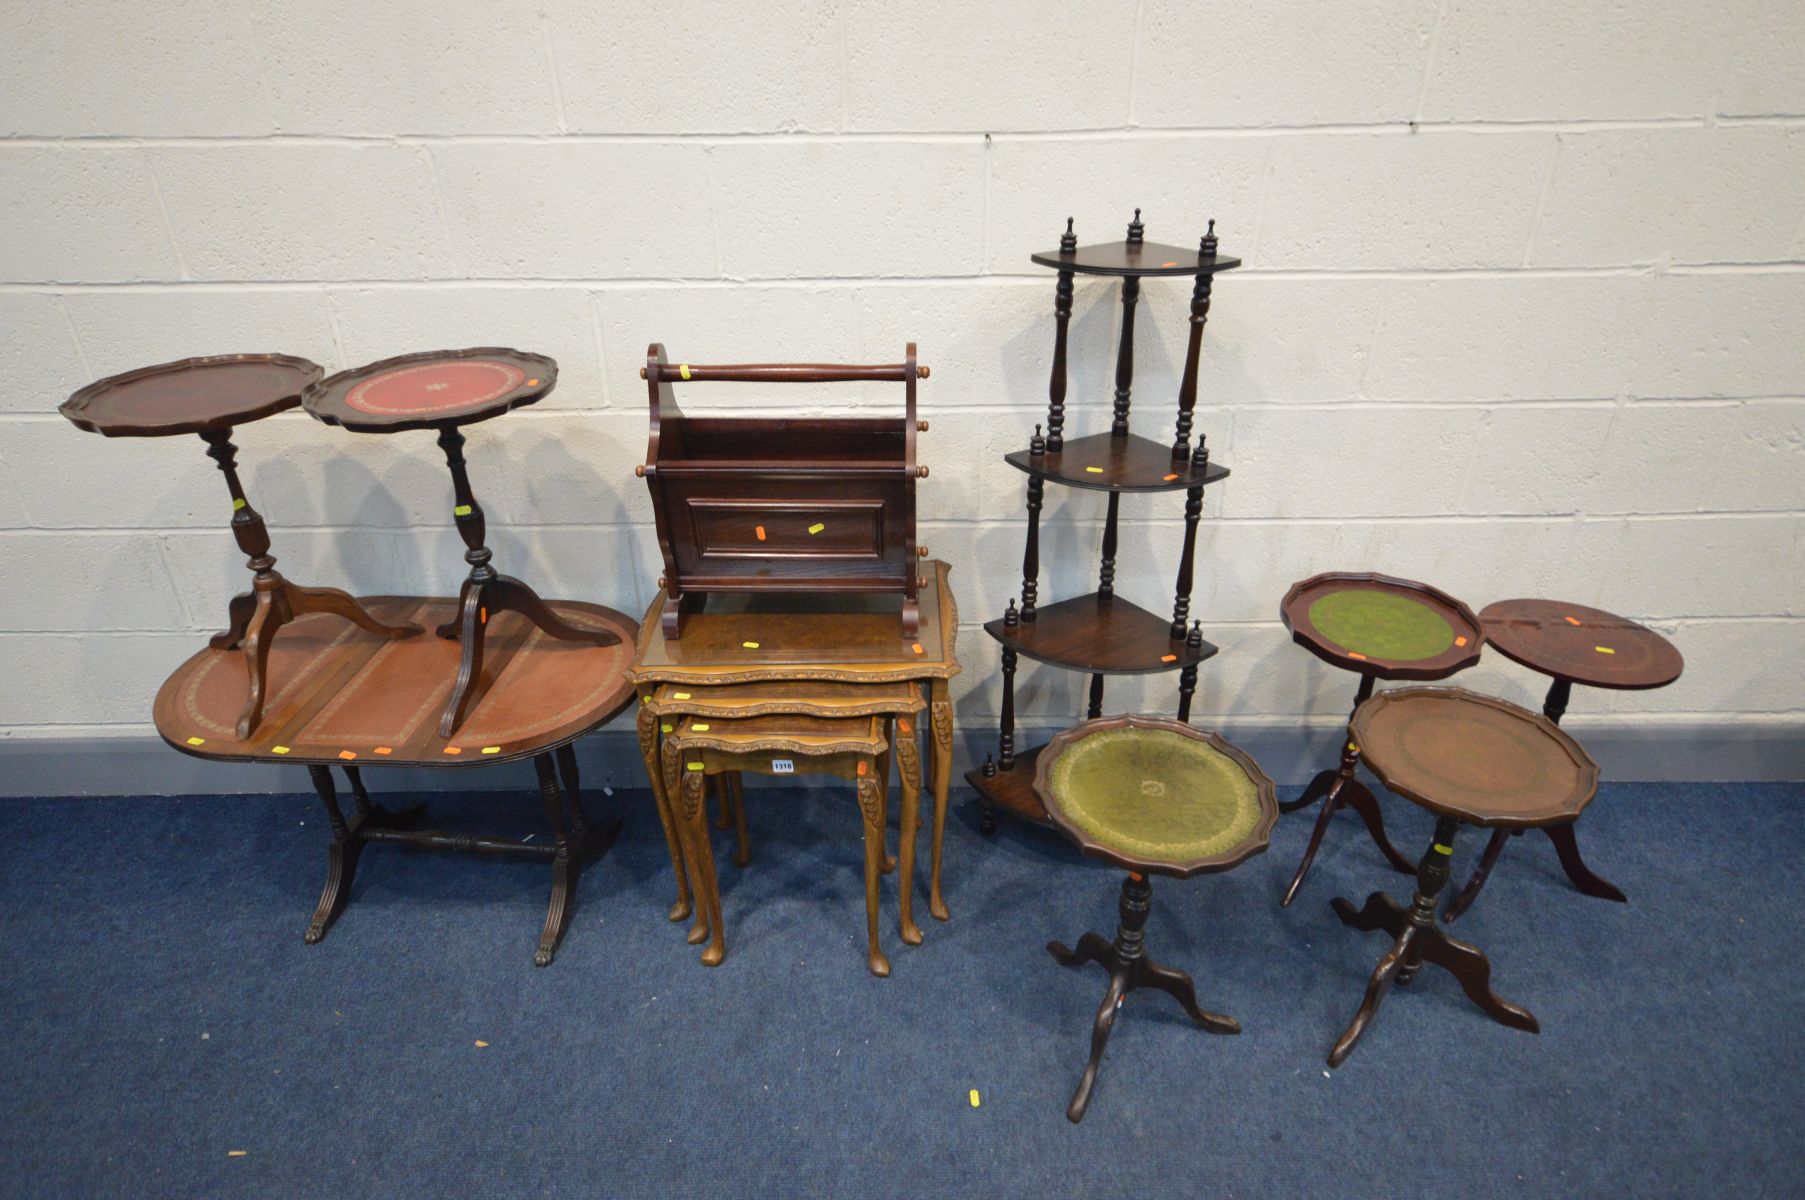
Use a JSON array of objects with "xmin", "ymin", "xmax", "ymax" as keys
[
  {"xmin": 154, "ymin": 595, "xmax": 637, "ymax": 966},
  {"xmin": 306, "ymin": 348, "xmax": 620, "ymax": 738},
  {"xmin": 1034, "ymin": 714, "xmax": 1276, "ymax": 1122},
  {"xmin": 628, "ymin": 561, "xmax": 960, "ymax": 941},
  {"xmin": 1443, "ymin": 599, "xmax": 1684, "ymax": 921},
  {"xmin": 1278, "ymin": 571, "xmax": 1485, "ymax": 906},
  {"xmin": 1327, "ymin": 687, "xmax": 1598, "ymax": 1067},
  {"xmin": 61, "ymin": 354, "xmax": 421, "ymax": 740}
]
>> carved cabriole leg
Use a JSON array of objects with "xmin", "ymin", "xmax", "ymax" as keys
[
  {"xmin": 234, "ymin": 584, "xmax": 284, "ymax": 740},
  {"xmin": 928, "ymin": 683, "xmax": 953, "ymax": 921},
  {"xmin": 533, "ymin": 753, "xmax": 575, "ymax": 968},
  {"xmin": 304, "ymin": 764, "xmax": 360, "ymax": 945},
  {"xmin": 1021, "ymin": 477, "xmax": 1044, "ymax": 623},
  {"xmin": 896, "ymin": 721, "xmax": 925, "ymax": 946},
  {"xmin": 855, "ymin": 767, "xmax": 891, "ymax": 977},
  {"xmin": 663, "ymin": 739, "xmax": 711, "ymax": 948},
  {"xmin": 876, "ymin": 741, "xmax": 896, "ymax": 874},
  {"xmin": 210, "ymin": 591, "xmax": 257, "ymax": 650},
  {"xmin": 637, "ymin": 699, "xmax": 692, "ymax": 923},
  {"xmin": 1111, "ymin": 276, "xmax": 1140, "ymax": 439},
  {"xmin": 726, "ymin": 772, "xmax": 751, "ymax": 869},
  {"xmin": 438, "ymin": 583, "xmax": 490, "ymax": 738},
  {"xmin": 1543, "ymin": 821, "xmax": 1627, "ymax": 902},
  {"xmin": 677, "ymin": 761, "xmax": 725, "ymax": 967}
]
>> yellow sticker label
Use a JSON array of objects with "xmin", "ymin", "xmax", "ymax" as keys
[
  {"xmin": 808, "ymin": 523, "xmax": 826, "ymax": 534},
  {"xmin": 454, "ymin": 504, "xmax": 472, "ymax": 517},
  {"xmin": 742, "ymin": 641, "xmax": 759, "ymax": 649},
  {"xmin": 1595, "ymin": 646, "xmax": 1616, "ymax": 655},
  {"xmin": 687, "ymin": 762, "xmax": 704, "ymax": 771},
  {"xmin": 228, "ymin": 1150, "xmax": 248, "ymax": 1158},
  {"xmin": 661, "ymin": 723, "xmax": 672, "ymax": 734},
  {"xmin": 232, "ymin": 498, "xmax": 246, "ymax": 511},
  {"xmin": 1433, "ymin": 843, "xmax": 1453, "ymax": 855},
  {"xmin": 672, "ymin": 692, "xmax": 691, "ymax": 700},
  {"xmin": 679, "ymin": 363, "xmax": 691, "ymax": 381},
  {"xmin": 185, "ymin": 736, "xmax": 206, "ymax": 746},
  {"xmin": 481, "ymin": 746, "xmax": 501, "ymax": 754},
  {"xmin": 969, "ymin": 1089, "xmax": 981, "ymax": 1108},
  {"xmin": 692, "ymin": 723, "xmax": 710, "ymax": 732},
  {"xmin": 1085, "ymin": 466, "xmax": 1104, "ymax": 474},
  {"xmin": 272, "ymin": 745, "xmax": 290, "ymax": 755}
]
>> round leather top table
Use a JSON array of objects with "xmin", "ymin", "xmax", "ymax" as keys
[
  {"xmin": 1276, "ymin": 571, "xmax": 1485, "ymax": 906},
  {"xmin": 307, "ymin": 349, "xmax": 617, "ymax": 738},
  {"xmin": 1441, "ymin": 600, "xmax": 1682, "ymax": 922},
  {"xmin": 1033, "ymin": 714, "xmax": 1276, "ymax": 1122},
  {"xmin": 1325, "ymin": 686, "xmax": 1598, "ymax": 1068},
  {"xmin": 60, "ymin": 354, "xmax": 420, "ymax": 740}
]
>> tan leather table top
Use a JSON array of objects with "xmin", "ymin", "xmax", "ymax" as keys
[{"xmin": 154, "ymin": 596, "xmax": 637, "ymax": 767}]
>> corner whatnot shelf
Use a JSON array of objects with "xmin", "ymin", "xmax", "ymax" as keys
[{"xmin": 967, "ymin": 211, "xmax": 1240, "ymax": 831}]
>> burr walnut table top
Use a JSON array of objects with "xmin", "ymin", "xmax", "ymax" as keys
[
  {"xmin": 1349, "ymin": 687, "xmax": 1599, "ymax": 829},
  {"xmin": 1480, "ymin": 599, "xmax": 1683, "ymax": 691},
  {"xmin": 629, "ymin": 559, "xmax": 959, "ymax": 685},
  {"xmin": 154, "ymin": 596, "xmax": 636, "ymax": 767}
]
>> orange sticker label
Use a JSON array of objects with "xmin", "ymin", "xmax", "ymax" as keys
[
  {"xmin": 1454, "ymin": 636, "xmax": 1467, "ymax": 647},
  {"xmin": 755, "ymin": 525, "xmax": 766, "ymax": 541},
  {"xmin": 898, "ymin": 719, "xmax": 911, "ymax": 734},
  {"xmin": 1160, "ymin": 653, "xmax": 1177, "ymax": 663},
  {"xmin": 1347, "ymin": 651, "xmax": 1368, "ymax": 661},
  {"xmin": 911, "ymin": 642, "xmax": 924, "ymax": 655},
  {"xmin": 857, "ymin": 761, "xmax": 868, "ymax": 776},
  {"xmin": 1162, "ymin": 473, "xmax": 1179, "ymax": 481},
  {"xmin": 526, "ymin": 379, "xmax": 539, "ymax": 386},
  {"xmin": 338, "ymin": 750, "xmax": 357, "ymax": 760},
  {"xmin": 1565, "ymin": 616, "xmax": 1582, "ymax": 626},
  {"xmin": 1161, "ymin": 261, "xmax": 1179, "ymax": 268},
  {"xmin": 443, "ymin": 746, "xmax": 462, "ymax": 756},
  {"xmin": 480, "ymin": 607, "xmax": 487, "ymax": 625},
  {"xmin": 374, "ymin": 746, "xmax": 392, "ymax": 755}
]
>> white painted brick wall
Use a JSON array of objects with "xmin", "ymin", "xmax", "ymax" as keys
[{"xmin": 0, "ymin": 1, "xmax": 1801, "ymax": 761}]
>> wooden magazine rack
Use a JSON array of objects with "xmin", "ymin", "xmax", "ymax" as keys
[{"xmin": 637, "ymin": 343, "xmax": 931, "ymax": 640}]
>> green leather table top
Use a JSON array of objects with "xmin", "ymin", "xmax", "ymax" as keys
[{"xmin": 1308, "ymin": 588, "xmax": 1455, "ymax": 663}]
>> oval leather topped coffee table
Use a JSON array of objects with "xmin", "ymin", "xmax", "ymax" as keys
[
  {"xmin": 1277, "ymin": 571, "xmax": 1484, "ymax": 906},
  {"xmin": 1034, "ymin": 714, "xmax": 1276, "ymax": 1122},
  {"xmin": 1326, "ymin": 686, "xmax": 1599, "ymax": 1067},
  {"xmin": 61, "ymin": 354, "xmax": 420, "ymax": 739},
  {"xmin": 1443, "ymin": 599, "xmax": 1684, "ymax": 922},
  {"xmin": 308, "ymin": 349, "xmax": 619, "ymax": 737}
]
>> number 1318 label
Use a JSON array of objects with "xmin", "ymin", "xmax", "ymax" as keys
[{"xmin": 771, "ymin": 759, "xmax": 795, "ymax": 774}]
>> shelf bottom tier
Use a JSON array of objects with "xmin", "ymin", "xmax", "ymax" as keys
[{"xmin": 963, "ymin": 743, "xmax": 1054, "ymax": 827}]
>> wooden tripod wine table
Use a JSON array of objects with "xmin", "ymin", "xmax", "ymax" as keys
[{"xmin": 61, "ymin": 353, "xmax": 421, "ymax": 740}]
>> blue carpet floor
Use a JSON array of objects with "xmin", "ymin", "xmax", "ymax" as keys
[{"xmin": 1, "ymin": 778, "xmax": 1801, "ymax": 1198}]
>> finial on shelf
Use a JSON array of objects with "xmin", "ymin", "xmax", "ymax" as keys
[
  {"xmin": 1004, "ymin": 598, "xmax": 1020, "ymax": 628},
  {"xmin": 1029, "ymin": 423, "xmax": 1046, "ymax": 457},
  {"xmin": 982, "ymin": 753, "xmax": 997, "ymax": 778},
  {"xmin": 1192, "ymin": 432, "xmax": 1210, "ymax": 472},
  {"xmin": 1060, "ymin": 217, "xmax": 1077, "ymax": 254},
  {"xmin": 1126, "ymin": 207, "xmax": 1144, "ymax": 246},
  {"xmin": 1200, "ymin": 218, "xmax": 1218, "ymax": 258},
  {"xmin": 1186, "ymin": 620, "xmax": 1203, "ymax": 650}
]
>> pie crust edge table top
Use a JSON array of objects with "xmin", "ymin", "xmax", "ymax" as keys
[
  {"xmin": 1032, "ymin": 714, "xmax": 1278, "ymax": 878},
  {"xmin": 154, "ymin": 595, "xmax": 637, "ymax": 767},
  {"xmin": 1349, "ymin": 686, "xmax": 1600, "ymax": 829},
  {"xmin": 60, "ymin": 353, "xmax": 322, "ymax": 437},
  {"xmin": 1280, "ymin": 570, "xmax": 1485, "ymax": 680},
  {"xmin": 1480, "ymin": 598, "xmax": 1684, "ymax": 691},
  {"xmin": 629, "ymin": 559, "xmax": 960, "ymax": 685},
  {"xmin": 306, "ymin": 347, "xmax": 558, "ymax": 433}
]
